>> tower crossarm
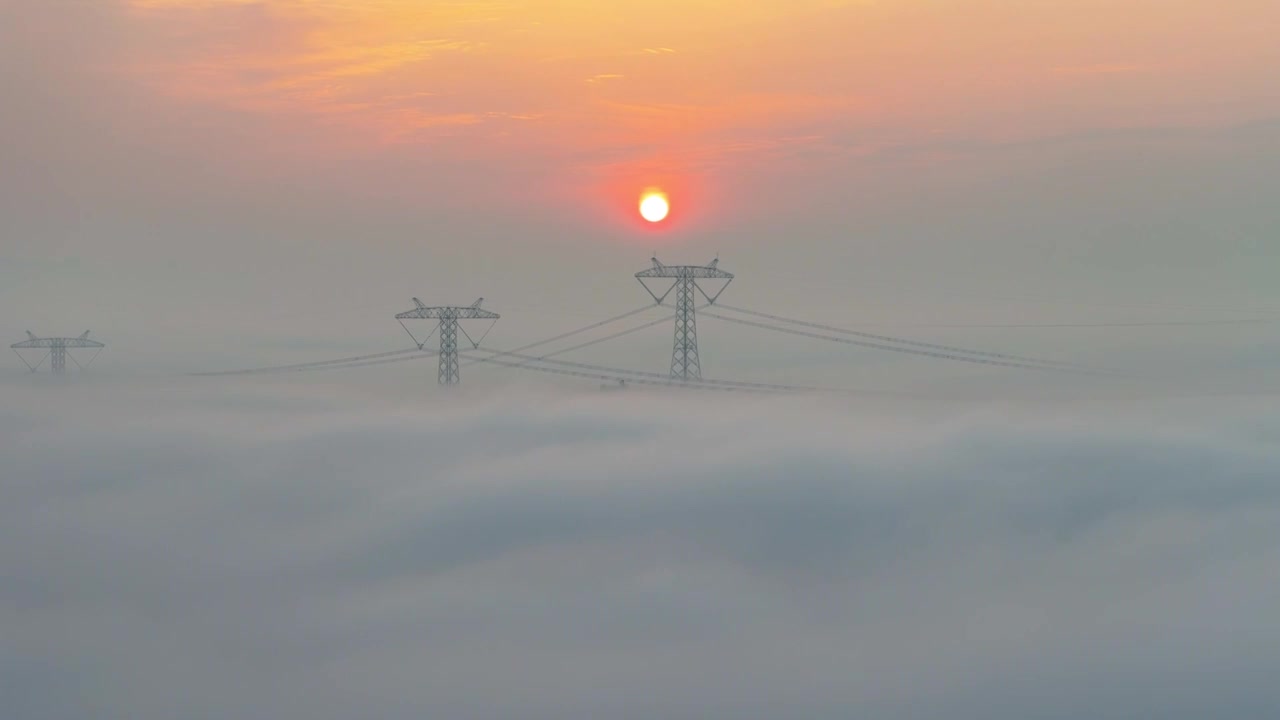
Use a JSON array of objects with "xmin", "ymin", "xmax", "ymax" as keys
[
  {"xmin": 396, "ymin": 298, "xmax": 500, "ymax": 321},
  {"xmin": 635, "ymin": 266, "xmax": 734, "ymax": 280},
  {"xmin": 635, "ymin": 257, "xmax": 734, "ymax": 307},
  {"xmin": 12, "ymin": 332, "xmax": 105, "ymax": 375},
  {"xmin": 395, "ymin": 307, "xmax": 501, "ymax": 320},
  {"xmin": 11, "ymin": 338, "xmax": 105, "ymax": 349}
]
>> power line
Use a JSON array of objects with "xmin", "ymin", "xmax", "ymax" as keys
[
  {"xmin": 479, "ymin": 305, "xmax": 658, "ymax": 360},
  {"xmin": 192, "ymin": 305, "xmax": 660, "ymax": 378},
  {"xmin": 758, "ymin": 270, "xmax": 1280, "ymax": 316},
  {"xmin": 463, "ymin": 313, "xmax": 675, "ymax": 369},
  {"xmin": 252, "ymin": 351, "xmax": 437, "ymax": 374},
  {"xmin": 702, "ymin": 311, "xmax": 1115, "ymax": 374},
  {"xmin": 190, "ymin": 348, "xmax": 424, "ymax": 376},
  {"xmin": 464, "ymin": 348, "xmax": 900, "ymax": 396},
  {"xmin": 714, "ymin": 303, "xmax": 1089, "ymax": 370},
  {"xmin": 461, "ymin": 353, "xmax": 771, "ymax": 393}
]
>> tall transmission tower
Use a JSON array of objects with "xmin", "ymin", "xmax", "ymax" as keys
[
  {"xmin": 395, "ymin": 298, "xmax": 499, "ymax": 385},
  {"xmin": 11, "ymin": 331, "xmax": 106, "ymax": 375},
  {"xmin": 636, "ymin": 257, "xmax": 733, "ymax": 381}
]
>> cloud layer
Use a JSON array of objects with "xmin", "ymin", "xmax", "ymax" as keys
[{"xmin": 3, "ymin": 380, "xmax": 1278, "ymax": 719}]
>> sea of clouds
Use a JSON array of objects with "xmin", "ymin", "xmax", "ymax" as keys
[{"xmin": 2, "ymin": 377, "xmax": 1278, "ymax": 719}]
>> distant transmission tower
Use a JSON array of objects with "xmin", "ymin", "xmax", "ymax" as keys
[
  {"xmin": 636, "ymin": 257, "xmax": 733, "ymax": 381},
  {"xmin": 396, "ymin": 298, "xmax": 499, "ymax": 385},
  {"xmin": 11, "ymin": 331, "xmax": 106, "ymax": 375}
]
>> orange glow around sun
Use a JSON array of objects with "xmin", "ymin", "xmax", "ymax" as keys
[{"xmin": 639, "ymin": 191, "xmax": 669, "ymax": 223}]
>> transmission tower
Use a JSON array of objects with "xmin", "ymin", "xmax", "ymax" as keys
[
  {"xmin": 636, "ymin": 257, "xmax": 733, "ymax": 381},
  {"xmin": 11, "ymin": 331, "xmax": 106, "ymax": 375},
  {"xmin": 395, "ymin": 298, "xmax": 499, "ymax": 385}
]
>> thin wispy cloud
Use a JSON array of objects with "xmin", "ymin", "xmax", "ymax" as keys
[{"xmin": 96, "ymin": 0, "xmax": 1280, "ymax": 196}]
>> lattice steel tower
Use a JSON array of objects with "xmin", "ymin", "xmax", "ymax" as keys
[
  {"xmin": 636, "ymin": 257, "xmax": 733, "ymax": 381},
  {"xmin": 11, "ymin": 331, "xmax": 106, "ymax": 375},
  {"xmin": 395, "ymin": 298, "xmax": 499, "ymax": 385}
]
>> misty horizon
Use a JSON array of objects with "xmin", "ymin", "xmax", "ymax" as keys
[{"xmin": 3, "ymin": 1, "xmax": 1279, "ymax": 718}]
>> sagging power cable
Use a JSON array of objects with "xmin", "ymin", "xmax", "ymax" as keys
[
  {"xmin": 463, "ymin": 312, "xmax": 676, "ymax": 369},
  {"xmin": 463, "ymin": 348, "xmax": 900, "ymax": 396},
  {"xmin": 703, "ymin": 311, "xmax": 1114, "ymax": 374},
  {"xmin": 461, "ymin": 353, "xmax": 769, "ymax": 393},
  {"xmin": 714, "ymin": 303, "xmax": 1090, "ymax": 370},
  {"xmin": 192, "ymin": 305, "xmax": 659, "ymax": 377},
  {"xmin": 478, "ymin": 305, "xmax": 658, "ymax": 360},
  {"xmin": 190, "ymin": 347, "xmax": 424, "ymax": 376}
]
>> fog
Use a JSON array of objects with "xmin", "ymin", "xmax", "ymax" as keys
[
  {"xmin": 3, "ymin": 377, "xmax": 1278, "ymax": 719},
  {"xmin": 4, "ymin": 0, "xmax": 1280, "ymax": 715}
]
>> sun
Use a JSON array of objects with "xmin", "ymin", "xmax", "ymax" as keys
[{"xmin": 639, "ymin": 192, "xmax": 669, "ymax": 223}]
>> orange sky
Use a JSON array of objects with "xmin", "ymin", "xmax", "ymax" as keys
[
  {"xmin": 3, "ymin": 0, "xmax": 1280, "ymax": 370},
  {"xmin": 110, "ymin": 0, "xmax": 1280, "ymax": 230}
]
